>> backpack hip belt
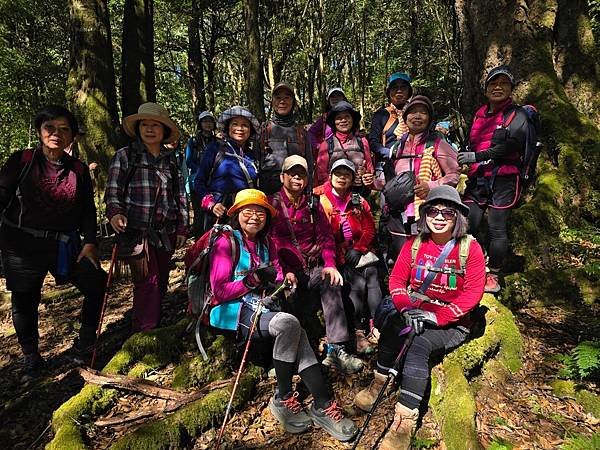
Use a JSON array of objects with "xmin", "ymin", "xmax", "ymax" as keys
[{"xmin": 2, "ymin": 217, "xmax": 72, "ymax": 242}]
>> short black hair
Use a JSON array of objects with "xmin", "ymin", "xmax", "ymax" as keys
[{"xmin": 34, "ymin": 105, "xmax": 78, "ymax": 134}]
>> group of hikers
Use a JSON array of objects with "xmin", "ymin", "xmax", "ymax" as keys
[{"xmin": 0, "ymin": 64, "xmax": 533, "ymax": 448}]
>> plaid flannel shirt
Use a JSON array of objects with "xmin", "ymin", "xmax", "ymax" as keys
[{"xmin": 105, "ymin": 145, "xmax": 188, "ymax": 235}]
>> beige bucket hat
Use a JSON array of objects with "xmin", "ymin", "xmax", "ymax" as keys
[{"xmin": 123, "ymin": 102, "xmax": 181, "ymax": 143}]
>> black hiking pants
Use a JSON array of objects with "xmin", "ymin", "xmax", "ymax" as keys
[{"xmin": 2, "ymin": 246, "xmax": 107, "ymax": 355}]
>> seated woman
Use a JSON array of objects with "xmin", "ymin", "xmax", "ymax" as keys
[
  {"xmin": 209, "ymin": 189, "xmax": 358, "ymax": 442},
  {"xmin": 318, "ymin": 159, "xmax": 381, "ymax": 354},
  {"xmin": 194, "ymin": 106, "xmax": 259, "ymax": 231},
  {"xmin": 355, "ymin": 185, "xmax": 486, "ymax": 450}
]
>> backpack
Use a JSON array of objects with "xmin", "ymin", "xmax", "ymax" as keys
[
  {"xmin": 503, "ymin": 104, "xmax": 542, "ymax": 185},
  {"xmin": 184, "ymin": 224, "xmax": 238, "ymax": 359},
  {"xmin": 326, "ymin": 134, "xmax": 365, "ymax": 160},
  {"xmin": 411, "ymin": 233, "xmax": 474, "ymax": 276}
]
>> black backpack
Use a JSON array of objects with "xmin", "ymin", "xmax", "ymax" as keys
[{"xmin": 503, "ymin": 104, "xmax": 542, "ymax": 185}]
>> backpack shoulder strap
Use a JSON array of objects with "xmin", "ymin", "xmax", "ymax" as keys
[
  {"xmin": 458, "ymin": 234, "xmax": 475, "ymax": 272},
  {"xmin": 123, "ymin": 143, "xmax": 142, "ymax": 197},
  {"xmin": 207, "ymin": 141, "xmax": 227, "ymax": 186},
  {"xmin": 327, "ymin": 136, "xmax": 335, "ymax": 160},
  {"xmin": 502, "ymin": 104, "xmax": 519, "ymax": 128},
  {"xmin": 320, "ymin": 193, "xmax": 334, "ymax": 219},
  {"xmin": 411, "ymin": 234, "xmax": 423, "ymax": 266},
  {"xmin": 382, "ymin": 105, "xmax": 398, "ymax": 135},
  {"xmin": 356, "ymin": 136, "xmax": 365, "ymax": 152}
]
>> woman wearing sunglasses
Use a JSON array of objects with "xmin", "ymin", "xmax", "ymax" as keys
[
  {"xmin": 208, "ymin": 189, "xmax": 358, "ymax": 442},
  {"xmin": 354, "ymin": 185, "xmax": 485, "ymax": 449}
]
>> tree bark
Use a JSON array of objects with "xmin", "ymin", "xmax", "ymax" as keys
[
  {"xmin": 244, "ymin": 0, "xmax": 264, "ymax": 122},
  {"xmin": 188, "ymin": 0, "xmax": 206, "ymax": 117},
  {"xmin": 121, "ymin": 0, "xmax": 156, "ymax": 117},
  {"xmin": 67, "ymin": 0, "xmax": 119, "ymax": 177}
]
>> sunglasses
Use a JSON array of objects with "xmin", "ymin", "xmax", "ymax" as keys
[
  {"xmin": 240, "ymin": 209, "xmax": 267, "ymax": 219},
  {"xmin": 425, "ymin": 207, "xmax": 457, "ymax": 220}
]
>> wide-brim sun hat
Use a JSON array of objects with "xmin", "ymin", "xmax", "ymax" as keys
[
  {"xmin": 326, "ymin": 100, "xmax": 361, "ymax": 130},
  {"xmin": 227, "ymin": 188, "xmax": 277, "ymax": 218},
  {"xmin": 419, "ymin": 185, "xmax": 469, "ymax": 218},
  {"xmin": 485, "ymin": 65, "xmax": 515, "ymax": 89},
  {"xmin": 198, "ymin": 111, "xmax": 215, "ymax": 122},
  {"xmin": 217, "ymin": 106, "xmax": 260, "ymax": 135},
  {"xmin": 123, "ymin": 102, "xmax": 181, "ymax": 143},
  {"xmin": 330, "ymin": 158, "xmax": 356, "ymax": 175},
  {"xmin": 402, "ymin": 95, "xmax": 435, "ymax": 124}
]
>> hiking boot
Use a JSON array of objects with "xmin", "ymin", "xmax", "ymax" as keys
[
  {"xmin": 484, "ymin": 273, "xmax": 501, "ymax": 294},
  {"xmin": 355, "ymin": 330, "xmax": 375, "ymax": 355},
  {"xmin": 379, "ymin": 402, "xmax": 418, "ymax": 450},
  {"xmin": 355, "ymin": 370, "xmax": 389, "ymax": 412},
  {"xmin": 269, "ymin": 392, "xmax": 312, "ymax": 434},
  {"xmin": 71, "ymin": 337, "xmax": 95, "ymax": 364},
  {"xmin": 308, "ymin": 400, "xmax": 358, "ymax": 442},
  {"xmin": 21, "ymin": 353, "xmax": 45, "ymax": 383},
  {"xmin": 322, "ymin": 344, "xmax": 363, "ymax": 374}
]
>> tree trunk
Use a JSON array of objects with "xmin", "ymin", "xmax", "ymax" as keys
[
  {"xmin": 121, "ymin": 0, "xmax": 156, "ymax": 117},
  {"xmin": 455, "ymin": 0, "xmax": 600, "ymax": 259},
  {"xmin": 244, "ymin": 0, "xmax": 264, "ymax": 122},
  {"xmin": 67, "ymin": 0, "xmax": 119, "ymax": 178},
  {"xmin": 188, "ymin": 0, "xmax": 206, "ymax": 117}
]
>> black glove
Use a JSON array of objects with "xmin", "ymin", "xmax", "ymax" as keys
[
  {"xmin": 457, "ymin": 152, "xmax": 476, "ymax": 165},
  {"xmin": 345, "ymin": 248, "xmax": 362, "ymax": 267},
  {"xmin": 262, "ymin": 295, "xmax": 282, "ymax": 312},
  {"xmin": 403, "ymin": 309, "xmax": 438, "ymax": 335},
  {"xmin": 254, "ymin": 265, "xmax": 277, "ymax": 284}
]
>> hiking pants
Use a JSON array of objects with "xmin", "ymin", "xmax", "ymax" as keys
[
  {"xmin": 292, "ymin": 265, "xmax": 350, "ymax": 345},
  {"xmin": 2, "ymin": 247, "xmax": 107, "ymax": 355},
  {"xmin": 344, "ymin": 264, "xmax": 382, "ymax": 328},
  {"xmin": 132, "ymin": 242, "xmax": 173, "ymax": 332},
  {"xmin": 467, "ymin": 203, "xmax": 512, "ymax": 270},
  {"xmin": 238, "ymin": 306, "xmax": 318, "ymax": 373},
  {"xmin": 376, "ymin": 312, "xmax": 468, "ymax": 410}
]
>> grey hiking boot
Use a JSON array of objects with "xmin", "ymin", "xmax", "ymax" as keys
[
  {"xmin": 269, "ymin": 392, "xmax": 312, "ymax": 434},
  {"xmin": 21, "ymin": 352, "xmax": 45, "ymax": 383},
  {"xmin": 322, "ymin": 344, "xmax": 363, "ymax": 374},
  {"xmin": 308, "ymin": 400, "xmax": 358, "ymax": 442}
]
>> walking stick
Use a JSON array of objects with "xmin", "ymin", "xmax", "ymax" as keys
[
  {"xmin": 90, "ymin": 242, "xmax": 119, "ymax": 369},
  {"xmin": 214, "ymin": 283, "xmax": 286, "ymax": 450},
  {"xmin": 352, "ymin": 327, "xmax": 416, "ymax": 450}
]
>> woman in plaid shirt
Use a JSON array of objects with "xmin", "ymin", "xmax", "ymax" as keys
[{"xmin": 105, "ymin": 102, "xmax": 188, "ymax": 332}]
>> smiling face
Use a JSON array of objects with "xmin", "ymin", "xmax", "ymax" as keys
[
  {"xmin": 139, "ymin": 119, "xmax": 166, "ymax": 146},
  {"xmin": 485, "ymin": 74, "xmax": 513, "ymax": 105},
  {"xmin": 405, "ymin": 104, "xmax": 431, "ymax": 134},
  {"xmin": 280, "ymin": 165, "xmax": 308, "ymax": 195},
  {"xmin": 273, "ymin": 88, "xmax": 294, "ymax": 116},
  {"xmin": 238, "ymin": 204, "xmax": 267, "ymax": 239},
  {"xmin": 425, "ymin": 203, "xmax": 457, "ymax": 239},
  {"xmin": 228, "ymin": 117, "xmax": 252, "ymax": 145},
  {"xmin": 330, "ymin": 167, "xmax": 354, "ymax": 193},
  {"xmin": 334, "ymin": 111, "xmax": 354, "ymax": 133},
  {"xmin": 38, "ymin": 117, "xmax": 74, "ymax": 152}
]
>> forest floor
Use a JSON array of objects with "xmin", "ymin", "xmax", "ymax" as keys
[{"xmin": 0, "ymin": 239, "xmax": 598, "ymax": 450}]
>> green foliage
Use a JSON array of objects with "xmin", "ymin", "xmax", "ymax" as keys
[
  {"xmin": 560, "ymin": 432, "xmax": 600, "ymax": 450},
  {"xmin": 557, "ymin": 340, "xmax": 600, "ymax": 380},
  {"xmin": 488, "ymin": 438, "xmax": 514, "ymax": 450}
]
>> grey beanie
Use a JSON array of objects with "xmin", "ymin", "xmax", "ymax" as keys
[{"xmin": 419, "ymin": 185, "xmax": 469, "ymax": 217}]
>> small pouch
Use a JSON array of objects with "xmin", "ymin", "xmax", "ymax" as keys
[
  {"xmin": 55, "ymin": 232, "xmax": 81, "ymax": 285},
  {"xmin": 116, "ymin": 229, "xmax": 148, "ymax": 282}
]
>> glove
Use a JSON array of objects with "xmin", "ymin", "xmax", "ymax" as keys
[
  {"xmin": 403, "ymin": 309, "xmax": 438, "ymax": 334},
  {"xmin": 345, "ymin": 248, "xmax": 362, "ymax": 267},
  {"xmin": 261, "ymin": 295, "xmax": 282, "ymax": 312},
  {"xmin": 254, "ymin": 265, "xmax": 277, "ymax": 284},
  {"xmin": 457, "ymin": 152, "xmax": 476, "ymax": 165}
]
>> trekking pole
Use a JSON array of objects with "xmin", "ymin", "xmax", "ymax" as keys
[
  {"xmin": 214, "ymin": 283, "xmax": 285, "ymax": 450},
  {"xmin": 352, "ymin": 327, "xmax": 416, "ymax": 450},
  {"xmin": 90, "ymin": 242, "xmax": 119, "ymax": 369}
]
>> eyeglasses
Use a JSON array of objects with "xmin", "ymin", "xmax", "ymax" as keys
[
  {"xmin": 425, "ymin": 207, "xmax": 457, "ymax": 220},
  {"xmin": 240, "ymin": 209, "xmax": 267, "ymax": 219},
  {"xmin": 284, "ymin": 170, "xmax": 307, "ymax": 179}
]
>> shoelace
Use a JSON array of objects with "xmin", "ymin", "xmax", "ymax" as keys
[
  {"xmin": 281, "ymin": 391, "xmax": 303, "ymax": 414},
  {"xmin": 321, "ymin": 400, "xmax": 343, "ymax": 422}
]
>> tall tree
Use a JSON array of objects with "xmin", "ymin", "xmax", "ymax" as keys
[
  {"xmin": 188, "ymin": 0, "xmax": 206, "ymax": 117},
  {"xmin": 121, "ymin": 0, "xmax": 156, "ymax": 116},
  {"xmin": 67, "ymin": 0, "xmax": 119, "ymax": 175},
  {"xmin": 245, "ymin": 0, "xmax": 264, "ymax": 121}
]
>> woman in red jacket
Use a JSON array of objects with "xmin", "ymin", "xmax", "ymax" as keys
[
  {"xmin": 318, "ymin": 159, "xmax": 382, "ymax": 354},
  {"xmin": 354, "ymin": 185, "xmax": 485, "ymax": 450}
]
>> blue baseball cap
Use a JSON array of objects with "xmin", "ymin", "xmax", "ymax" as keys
[{"xmin": 386, "ymin": 72, "xmax": 413, "ymax": 98}]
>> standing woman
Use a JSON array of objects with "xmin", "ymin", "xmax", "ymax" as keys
[
  {"xmin": 314, "ymin": 101, "xmax": 375, "ymax": 192},
  {"xmin": 106, "ymin": 102, "xmax": 188, "ymax": 332},
  {"xmin": 0, "ymin": 105, "xmax": 107, "ymax": 380},
  {"xmin": 355, "ymin": 186, "xmax": 486, "ymax": 449},
  {"xmin": 307, "ymin": 87, "xmax": 347, "ymax": 155},
  {"xmin": 193, "ymin": 106, "xmax": 259, "ymax": 229},
  {"xmin": 383, "ymin": 95, "xmax": 460, "ymax": 262},
  {"xmin": 185, "ymin": 111, "xmax": 217, "ymax": 237},
  {"xmin": 208, "ymin": 189, "xmax": 358, "ymax": 442}
]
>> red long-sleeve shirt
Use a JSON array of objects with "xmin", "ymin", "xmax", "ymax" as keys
[{"xmin": 389, "ymin": 236, "xmax": 486, "ymax": 328}]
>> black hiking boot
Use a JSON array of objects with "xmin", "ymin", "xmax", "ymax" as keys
[{"xmin": 21, "ymin": 352, "xmax": 45, "ymax": 383}]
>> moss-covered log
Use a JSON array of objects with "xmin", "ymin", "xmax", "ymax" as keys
[{"xmin": 429, "ymin": 295, "xmax": 523, "ymax": 450}]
